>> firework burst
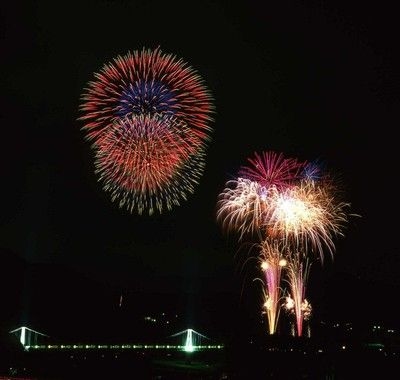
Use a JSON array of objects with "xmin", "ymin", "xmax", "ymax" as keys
[
  {"xmin": 216, "ymin": 178, "xmax": 269, "ymax": 240},
  {"xmin": 216, "ymin": 151, "xmax": 310, "ymax": 241},
  {"xmin": 79, "ymin": 47, "xmax": 214, "ymax": 214},
  {"xmin": 216, "ymin": 150, "xmax": 356, "ymax": 337},
  {"xmin": 94, "ymin": 114, "xmax": 206, "ymax": 215},
  {"xmin": 238, "ymin": 151, "xmax": 306, "ymax": 190},
  {"xmin": 79, "ymin": 47, "xmax": 214, "ymax": 144},
  {"xmin": 267, "ymin": 178, "xmax": 351, "ymax": 262}
]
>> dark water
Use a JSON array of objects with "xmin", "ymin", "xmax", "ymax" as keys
[{"xmin": 1, "ymin": 346, "xmax": 399, "ymax": 379}]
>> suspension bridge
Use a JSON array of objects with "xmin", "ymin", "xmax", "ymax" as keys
[{"xmin": 9, "ymin": 326, "xmax": 224, "ymax": 353}]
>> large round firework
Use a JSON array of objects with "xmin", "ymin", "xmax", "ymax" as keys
[
  {"xmin": 79, "ymin": 47, "xmax": 214, "ymax": 145},
  {"xmin": 79, "ymin": 47, "xmax": 214, "ymax": 214},
  {"xmin": 95, "ymin": 114, "xmax": 207, "ymax": 215}
]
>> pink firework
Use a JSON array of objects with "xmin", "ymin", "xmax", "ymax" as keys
[
  {"xmin": 258, "ymin": 240, "xmax": 287, "ymax": 334},
  {"xmin": 238, "ymin": 151, "xmax": 306, "ymax": 191},
  {"xmin": 284, "ymin": 253, "xmax": 312, "ymax": 337}
]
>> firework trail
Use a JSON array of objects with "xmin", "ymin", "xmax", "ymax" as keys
[
  {"xmin": 284, "ymin": 252, "xmax": 312, "ymax": 337},
  {"xmin": 79, "ymin": 47, "xmax": 214, "ymax": 214},
  {"xmin": 257, "ymin": 240, "xmax": 287, "ymax": 334}
]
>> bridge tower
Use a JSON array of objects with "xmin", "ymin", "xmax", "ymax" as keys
[
  {"xmin": 169, "ymin": 328, "xmax": 210, "ymax": 352},
  {"xmin": 9, "ymin": 326, "xmax": 49, "ymax": 349}
]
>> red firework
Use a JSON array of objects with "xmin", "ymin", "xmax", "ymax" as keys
[
  {"xmin": 79, "ymin": 47, "xmax": 214, "ymax": 145},
  {"xmin": 94, "ymin": 114, "xmax": 207, "ymax": 215},
  {"xmin": 96, "ymin": 114, "xmax": 200, "ymax": 191},
  {"xmin": 79, "ymin": 47, "xmax": 214, "ymax": 214}
]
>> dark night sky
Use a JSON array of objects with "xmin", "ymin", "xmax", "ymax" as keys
[{"xmin": 1, "ymin": 1, "xmax": 399, "ymax": 341}]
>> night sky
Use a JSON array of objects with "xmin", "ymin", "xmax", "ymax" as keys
[{"xmin": 1, "ymin": 1, "xmax": 399, "ymax": 342}]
